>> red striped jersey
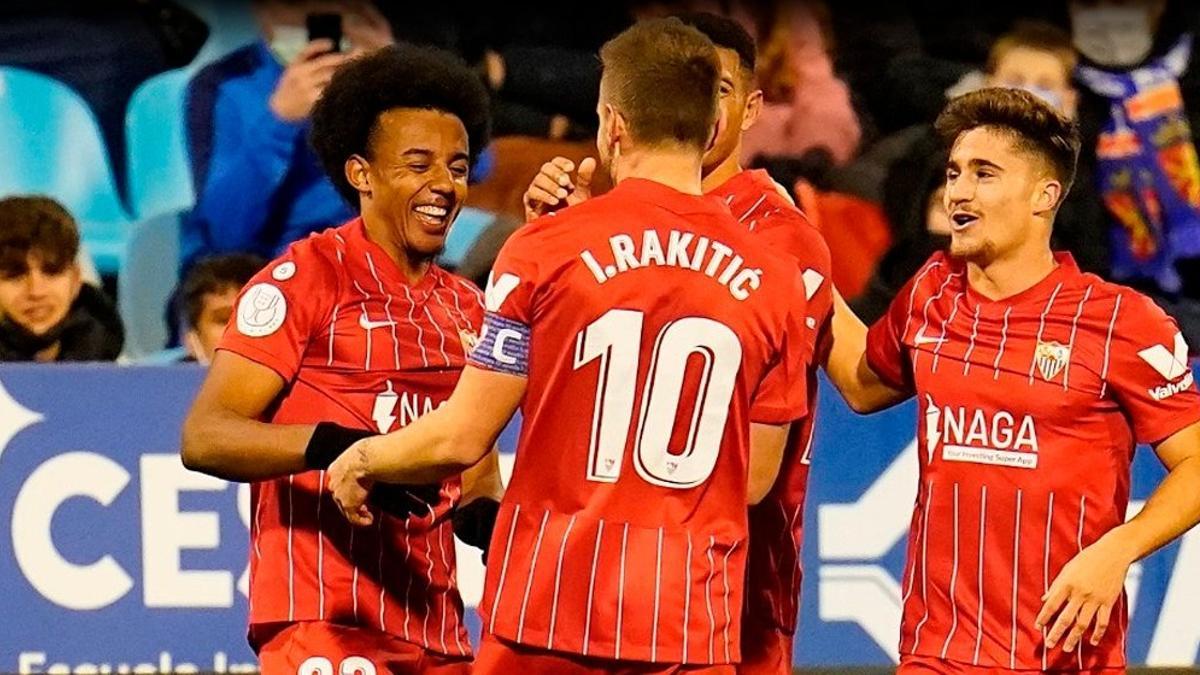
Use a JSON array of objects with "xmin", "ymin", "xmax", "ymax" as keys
[
  {"xmin": 216, "ymin": 218, "xmax": 484, "ymax": 656},
  {"xmin": 709, "ymin": 169, "xmax": 834, "ymax": 635},
  {"xmin": 471, "ymin": 178, "xmax": 812, "ymax": 665},
  {"xmin": 866, "ymin": 251, "xmax": 1200, "ymax": 670}
]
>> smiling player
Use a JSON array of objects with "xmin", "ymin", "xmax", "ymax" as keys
[
  {"xmin": 181, "ymin": 45, "xmax": 501, "ymax": 675},
  {"xmin": 823, "ymin": 87, "xmax": 1200, "ymax": 674}
]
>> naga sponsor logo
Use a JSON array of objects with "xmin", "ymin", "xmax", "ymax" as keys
[
  {"xmin": 371, "ymin": 381, "xmax": 446, "ymax": 433},
  {"xmin": 1148, "ymin": 370, "xmax": 1195, "ymax": 401},
  {"xmin": 924, "ymin": 395, "xmax": 1040, "ymax": 469}
]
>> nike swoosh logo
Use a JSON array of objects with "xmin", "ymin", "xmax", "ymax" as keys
[
  {"xmin": 359, "ymin": 313, "xmax": 397, "ymax": 331},
  {"xmin": 913, "ymin": 333, "xmax": 947, "ymax": 346}
]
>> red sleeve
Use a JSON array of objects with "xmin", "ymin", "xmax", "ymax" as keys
[
  {"xmin": 755, "ymin": 207, "xmax": 836, "ymax": 371},
  {"xmin": 216, "ymin": 250, "xmax": 337, "ymax": 381},
  {"xmin": 469, "ymin": 227, "xmax": 542, "ymax": 375},
  {"xmin": 483, "ymin": 227, "xmax": 541, "ymax": 323},
  {"xmin": 751, "ymin": 270, "xmax": 811, "ymax": 424},
  {"xmin": 864, "ymin": 269, "xmax": 920, "ymax": 391},
  {"xmin": 1105, "ymin": 292, "xmax": 1200, "ymax": 445}
]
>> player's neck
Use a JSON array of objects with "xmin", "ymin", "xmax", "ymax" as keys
[
  {"xmin": 701, "ymin": 154, "xmax": 743, "ymax": 193},
  {"xmin": 613, "ymin": 147, "xmax": 704, "ymax": 195},
  {"xmin": 966, "ymin": 246, "xmax": 1058, "ymax": 301},
  {"xmin": 361, "ymin": 215, "xmax": 432, "ymax": 284}
]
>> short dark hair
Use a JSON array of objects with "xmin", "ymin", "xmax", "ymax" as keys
[
  {"xmin": 935, "ymin": 87, "xmax": 1081, "ymax": 198},
  {"xmin": 310, "ymin": 44, "xmax": 492, "ymax": 205},
  {"xmin": 0, "ymin": 196, "xmax": 79, "ymax": 277},
  {"xmin": 986, "ymin": 21, "xmax": 1076, "ymax": 81},
  {"xmin": 179, "ymin": 254, "xmax": 266, "ymax": 328},
  {"xmin": 674, "ymin": 11, "xmax": 757, "ymax": 74},
  {"xmin": 599, "ymin": 17, "xmax": 720, "ymax": 150}
]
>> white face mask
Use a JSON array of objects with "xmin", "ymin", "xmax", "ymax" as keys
[
  {"xmin": 269, "ymin": 24, "xmax": 309, "ymax": 65},
  {"xmin": 1071, "ymin": 4, "xmax": 1157, "ymax": 67}
]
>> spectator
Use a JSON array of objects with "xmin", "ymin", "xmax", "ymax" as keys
[
  {"xmin": 0, "ymin": 197, "xmax": 123, "ymax": 362},
  {"xmin": 180, "ymin": 0, "xmax": 393, "ymax": 273},
  {"xmin": 725, "ymin": 1, "xmax": 863, "ymax": 167},
  {"xmin": 177, "ymin": 253, "xmax": 265, "ymax": 365},
  {"xmin": 1072, "ymin": 0, "xmax": 1200, "ymax": 317},
  {"xmin": 831, "ymin": 2, "xmax": 1068, "ymax": 139}
]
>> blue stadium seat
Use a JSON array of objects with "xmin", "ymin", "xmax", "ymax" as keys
[
  {"xmin": 126, "ymin": 70, "xmax": 194, "ymax": 219},
  {"xmin": 179, "ymin": 0, "xmax": 259, "ymax": 65},
  {"xmin": 0, "ymin": 67, "xmax": 131, "ymax": 274},
  {"xmin": 118, "ymin": 211, "xmax": 182, "ymax": 358}
]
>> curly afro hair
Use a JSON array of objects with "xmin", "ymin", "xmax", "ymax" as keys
[{"xmin": 310, "ymin": 43, "xmax": 492, "ymax": 206}]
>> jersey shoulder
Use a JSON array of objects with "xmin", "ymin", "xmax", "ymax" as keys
[
  {"xmin": 904, "ymin": 250, "xmax": 957, "ymax": 296},
  {"xmin": 1080, "ymin": 274, "xmax": 1182, "ymax": 338},
  {"xmin": 268, "ymin": 225, "xmax": 346, "ymax": 285}
]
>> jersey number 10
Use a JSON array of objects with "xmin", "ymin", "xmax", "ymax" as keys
[{"xmin": 573, "ymin": 308, "xmax": 742, "ymax": 489}]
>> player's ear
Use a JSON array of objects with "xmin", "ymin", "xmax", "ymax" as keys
[
  {"xmin": 183, "ymin": 330, "xmax": 208, "ymax": 365},
  {"xmin": 742, "ymin": 88, "xmax": 764, "ymax": 131},
  {"xmin": 608, "ymin": 105, "xmax": 628, "ymax": 145},
  {"xmin": 707, "ymin": 107, "xmax": 726, "ymax": 154},
  {"xmin": 1033, "ymin": 177, "xmax": 1062, "ymax": 217},
  {"xmin": 345, "ymin": 155, "xmax": 371, "ymax": 197}
]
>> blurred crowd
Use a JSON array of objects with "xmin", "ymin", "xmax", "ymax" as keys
[{"xmin": 2, "ymin": 0, "xmax": 1199, "ymax": 363}]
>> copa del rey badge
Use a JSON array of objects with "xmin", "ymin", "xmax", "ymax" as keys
[{"xmin": 1035, "ymin": 340, "xmax": 1071, "ymax": 382}]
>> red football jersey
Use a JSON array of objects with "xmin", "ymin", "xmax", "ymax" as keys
[
  {"xmin": 217, "ymin": 218, "xmax": 485, "ymax": 656},
  {"xmin": 866, "ymin": 251, "xmax": 1200, "ymax": 670},
  {"xmin": 709, "ymin": 169, "xmax": 834, "ymax": 635},
  {"xmin": 470, "ymin": 178, "xmax": 811, "ymax": 665}
]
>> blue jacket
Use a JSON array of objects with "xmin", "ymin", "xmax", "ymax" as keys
[{"xmin": 181, "ymin": 41, "xmax": 352, "ymax": 270}]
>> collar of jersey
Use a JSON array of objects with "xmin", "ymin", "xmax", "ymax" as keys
[
  {"xmin": 960, "ymin": 251, "xmax": 1079, "ymax": 308},
  {"xmin": 614, "ymin": 177, "xmax": 724, "ymax": 215},
  {"xmin": 341, "ymin": 218, "xmax": 442, "ymax": 294}
]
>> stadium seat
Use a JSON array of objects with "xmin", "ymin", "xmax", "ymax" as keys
[
  {"xmin": 118, "ymin": 211, "xmax": 182, "ymax": 358},
  {"xmin": 126, "ymin": 69, "xmax": 194, "ymax": 219},
  {"xmin": 179, "ymin": 0, "xmax": 259, "ymax": 66},
  {"xmin": 0, "ymin": 67, "xmax": 131, "ymax": 275}
]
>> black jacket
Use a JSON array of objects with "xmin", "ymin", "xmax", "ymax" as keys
[{"xmin": 0, "ymin": 284, "xmax": 124, "ymax": 362}]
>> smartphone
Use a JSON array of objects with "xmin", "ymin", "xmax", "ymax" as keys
[{"xmin": 306, "ymin": 13, "xmax": 343, "ymax": 52}]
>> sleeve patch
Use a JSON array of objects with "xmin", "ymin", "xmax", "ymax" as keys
[{"xmin": 236, "ymin": 283, "xmax": 288, "ymax": 337}]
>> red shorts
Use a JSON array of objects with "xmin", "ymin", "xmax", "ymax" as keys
[
  {"xmin": 737, "ymin": 619, "xmax": 793, "ymax": 675},
  {"xmin": 257, "ymin": 622, "xmax": 471, "ymax": 675},
  {"xmin": 898, "ymin": 654, "xmax": 1126, "ymax": 674},
  {"xmin": 473, "ymin": 634, "xmax": 736, "ymax": 675}
]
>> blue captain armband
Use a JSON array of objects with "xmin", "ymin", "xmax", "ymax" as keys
[{"xmin": 468, "ymin": 312, "xmax": 531, "ymax": 376}]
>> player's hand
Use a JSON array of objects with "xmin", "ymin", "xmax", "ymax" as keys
[
  {"xmin": 522, "ymin": 156, "xmax": 596, "ymax": 222},
  {"xmin": 1036, "ymin": 533, "xmax": 1134, "ymax": 652},
  {"xmin": 452, "ymin": 497, "xmax": 500, "ymax": 562},
  {"xmin": 327, "ymin": 440, "xmax": 375, "ymax": 527},
  {"xmin": 269, "ymin": 40, "xmax": 349, "ymax": 122}
]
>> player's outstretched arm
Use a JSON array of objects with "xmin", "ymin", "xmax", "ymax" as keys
[
  {"xmin": 748, "ymin": 422, "xmax": 790, "ymax": 505},
  {"xmin": 181, "ymin": 351, "xmax": 325, "ymax": 481},
  {"xmin": 522, "ymin": 156, "xmax": 596, "ymax": 222},
  {"xmin": 822, "ymin": 288, "xmax": 908, "ymax": 413},
  {"xmin": 328, "ymin": 365, "xmax": 526, "ymax": 526},
  {"xmin": 1038, "ymin": 419, "xmax": 1200, "ymax": 653}
]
